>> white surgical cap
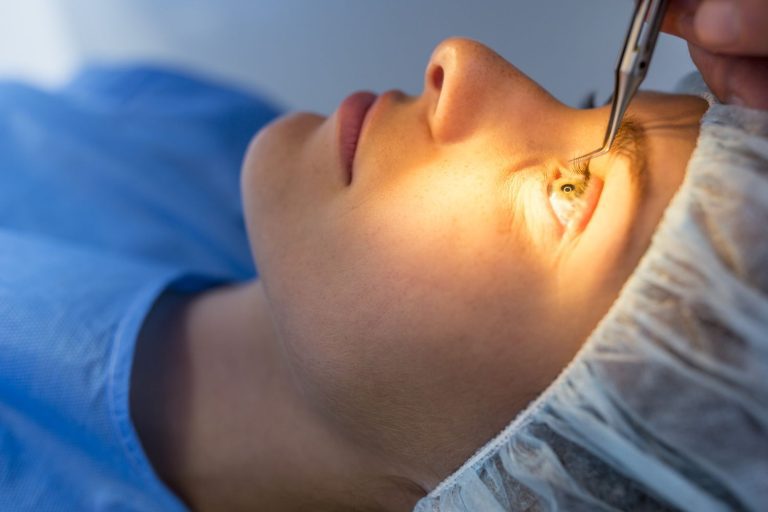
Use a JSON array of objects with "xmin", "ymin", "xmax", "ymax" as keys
[{"xmin": 414, "ymin": 84, "xmax": 768, "ymax": 511}]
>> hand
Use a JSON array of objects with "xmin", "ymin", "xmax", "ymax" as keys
[{"xmin": 662, "ymin": 0, "xmax": 768, "ymax": 110}]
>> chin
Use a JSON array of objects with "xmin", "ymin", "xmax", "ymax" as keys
[{"xmin": 242, "ymin": 113, "xmax": 317, "ymax": 218}]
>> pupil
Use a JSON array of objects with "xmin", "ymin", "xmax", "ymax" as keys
[{"xmin": 561, "ymin": 184, "xmax": 575, "ymax": 193}]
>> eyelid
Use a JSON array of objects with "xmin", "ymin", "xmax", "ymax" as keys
[
  {"xmin": 546, "ymin": 161, "xmax": 592, "ymax": 230},
  {"xmin": 569, "ymin": 158, "xmax": 591, "ymax": 178},
  {"xmin": 605, "ymin": 118, "xmax": 648, "ymax": 187}
]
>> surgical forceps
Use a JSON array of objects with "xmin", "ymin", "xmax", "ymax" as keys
[{"xmin": 574, "ymin": 0, "xmax": 669, "ymax": 162}]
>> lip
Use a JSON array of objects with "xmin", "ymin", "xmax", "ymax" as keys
[{"xmin": 337, "ymin": 91, "xmax": 377, "ymax": 185}]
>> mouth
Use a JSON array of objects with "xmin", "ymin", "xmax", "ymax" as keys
[{"xmin": 337, "ymin": 91, "xmax": 377, "ymax": 185}]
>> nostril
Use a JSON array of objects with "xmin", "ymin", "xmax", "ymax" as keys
[{"xmin": 431, "ymin": 65, "xmax": 444, "ymax": 91}]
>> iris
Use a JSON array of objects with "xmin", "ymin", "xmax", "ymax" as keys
[{"xmin": 549, "ymin": 175, "xmax": 589, "ymax": 227}]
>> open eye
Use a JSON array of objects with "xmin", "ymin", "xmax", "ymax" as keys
[{"xmin": 549, "ymin": 177, "xmax": 589, "ymax": 227}]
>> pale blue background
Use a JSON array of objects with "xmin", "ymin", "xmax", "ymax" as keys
[{"xmin": 0, "ymin": 0, "xmax": 695, "ymax": 113}]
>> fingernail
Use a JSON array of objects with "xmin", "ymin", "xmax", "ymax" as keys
[{"xmin": 695, "ymin": 1, "xmax": 740, "ymax": 47}]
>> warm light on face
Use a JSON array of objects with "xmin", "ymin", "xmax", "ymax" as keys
[
  {"xmin": 501, "ymin": 166, "xmax": 559, "ymax": 250},
  {"xmin": 240, "ymin": 35, "xmax": 708, "ymax": 479},
  {"xmin": 353, "ymin": 156, "xmax": 508, "ymax": 247}
]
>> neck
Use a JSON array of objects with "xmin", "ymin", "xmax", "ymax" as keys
[{"xmin": 130, "ymin": 280, "xmax": 424, "ymax": 512}]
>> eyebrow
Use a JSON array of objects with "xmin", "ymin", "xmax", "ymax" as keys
[{"xmin": 605, "ymin": 117, "xmax": 648, "ymax": 195}]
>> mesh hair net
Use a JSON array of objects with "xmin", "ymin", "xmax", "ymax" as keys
[{"xmin": 413, "ymin": 100, "xmax": 768, "ymax": 511}]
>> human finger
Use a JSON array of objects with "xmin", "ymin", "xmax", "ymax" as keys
[
  {"xmin": 661, "ymin": 0, "xmax": 701, "ymax": 35},
  {"xmin": 688, "ymin": 42, "xmax": 768, "ymax": 109},
  {"xmin": 675, "ymin": 0, "xmax": 768, "ymax": 56}
]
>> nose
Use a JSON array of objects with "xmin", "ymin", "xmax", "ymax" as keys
[
  {"xmin": 423, "ymin": 38, "xmax": 562, "ymax": 145},
  {"xmin": 424, "ymin": 38, "xmax": 511, "ymax": 142}
]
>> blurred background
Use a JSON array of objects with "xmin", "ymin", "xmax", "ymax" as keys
[{"xmin": 0, "ymin": 0, "xmax": 696, "ymax": 113}]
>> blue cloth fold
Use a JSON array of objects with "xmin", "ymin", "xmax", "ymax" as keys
[{"xmin": 0, "ymin": 65, "xmax": 281, "ymax": 511}]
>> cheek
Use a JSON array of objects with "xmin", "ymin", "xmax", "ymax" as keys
[
  {"xmin": 268, "ymin": 244, "xmax": 552, "ymax": 446},
  {"xmin": 257, "ymin": 170, "xmax": 555, "ymax": 431}
]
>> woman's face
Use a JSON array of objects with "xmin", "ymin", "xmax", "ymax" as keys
[{"xmin": 242, "ymin": 38, "xmax": 706, "ymax": 478}]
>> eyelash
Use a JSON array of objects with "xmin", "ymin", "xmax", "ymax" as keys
[
  {"xmin": 547, "ymin": 159, "xmax": 591, "ymax": 227},
  {"xmin": 569, "ymin": 159, "xmax": 590, "ymax": 180}
]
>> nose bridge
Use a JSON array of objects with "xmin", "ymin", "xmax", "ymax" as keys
[
  {"xmin": 423, "ymin": 38, "xmax": 578, "ymax": 159},
  {"xmin": 424, "ymin": 38, "xmax": 529, "ymax": 144}
]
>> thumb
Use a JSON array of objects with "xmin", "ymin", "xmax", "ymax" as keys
[
  {"xmin": 688, "ymin": 43, "xmax": 768, "ymax": 109},
  {"xmin": 679, "ymin": 0, "xmax": 768, "ymax": 56}
]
